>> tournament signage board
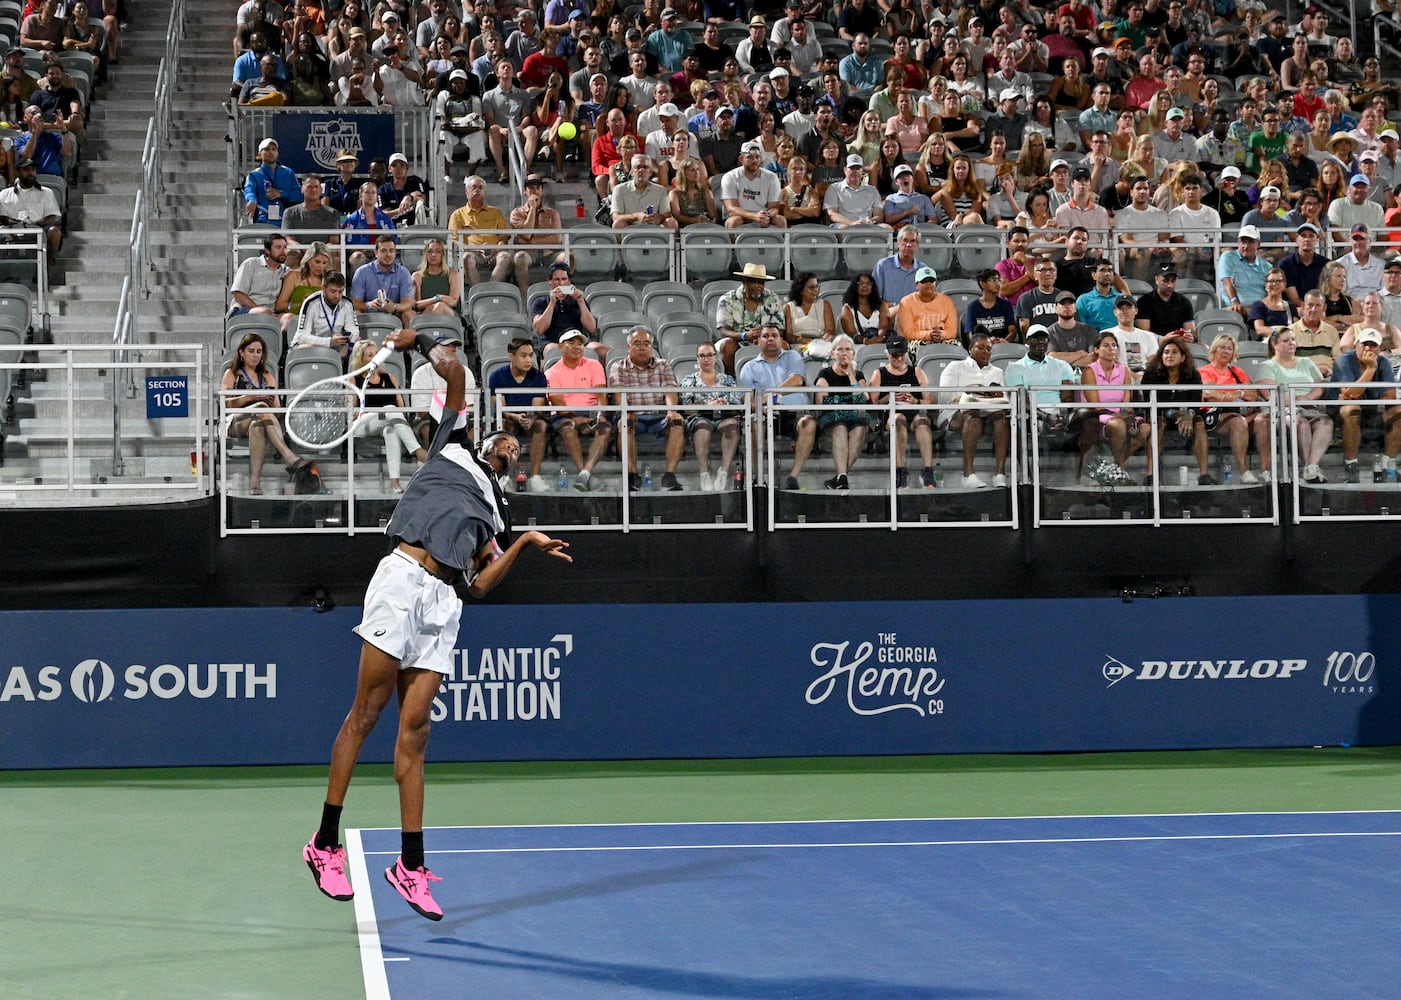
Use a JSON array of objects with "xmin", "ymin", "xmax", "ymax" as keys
[{"xmin": 0, "ymin": 597, "xmax": 1395, "ymax": 769}]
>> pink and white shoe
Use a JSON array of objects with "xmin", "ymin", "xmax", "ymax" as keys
[
  {"xmin": 385, "ymin": 857, "xmax": 444, "ymax": 920},
  {"xmin": 303, "ymin": 838, "xmax": 354, "ymax": 901}
]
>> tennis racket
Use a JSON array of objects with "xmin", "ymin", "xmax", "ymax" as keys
[{"xmin": 284, "ymin": 344, "xmax": 396, "ymax": 450}]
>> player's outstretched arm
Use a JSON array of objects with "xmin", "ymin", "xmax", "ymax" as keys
[
  {"xmin": 468, "ymin": 531, "xmax": 572, "ymax": 598},
  {"xmin": 386, "ymin": 329, "xmax": 468, "ymax": 413}
]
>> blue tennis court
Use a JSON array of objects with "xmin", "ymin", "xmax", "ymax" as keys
[{"xmin": 348, "ymin": 813, "xmax": 1401, "ymax": 999}]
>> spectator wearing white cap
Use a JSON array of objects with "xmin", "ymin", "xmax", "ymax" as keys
[
  {"xmin": 721, "ymin": 142, "xmax": 786, "ymax": 229},
  {"xmin": 644, "ymin": 101, "xmax": 683, "ymax": 162},
  {"xmin": 883, "ymin": 164, "xmax": 937, "ymax": 227},
  {"xmin": 244, "ymin": 138, "xmax": 304, "ymax": 224},
  {"xmin": 982, "ymin": 88, "xmax": 1029, "ymax": 151},
  {"xmin": 1355, "ymin": 149, "xmax": 1392, "ymax": 211},
  {"xmin": 1217, "ymin": 225, "xmax": 1274, "ymax": 316},
  {"xmin": 701, "ymin": 106, "xmax": 742, "ymax": 176},
  {"xmin": 824, "ymin": 153, "xmax": 886, "ymax": 228},
  {"xmin": 435, "ymin": 70, "xmax": 485, "ymax": 175},
  {"xmin": 1375, "ymin": 129, "xmax": 1401, "ymax": 191}
]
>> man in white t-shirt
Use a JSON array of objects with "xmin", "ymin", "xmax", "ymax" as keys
[
  {"xmin": 1166, "ymin": 173, "xmax": 1220, "ymax": 281},
  {"xmin": 1106, "ymin": 296, "xmax": 1159, "ymax": 373},
  {"xmin": 720, "ymin": 141, "xmax": 786, "ymax": 228},
  {"xmin": 1114, "ymin": 174, "xmax": 1171, "ymax": 280}
]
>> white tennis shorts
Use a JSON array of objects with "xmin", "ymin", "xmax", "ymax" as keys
[{"xmin": 353, "ymin": 549, "xmax": 463, "ymax": 676}]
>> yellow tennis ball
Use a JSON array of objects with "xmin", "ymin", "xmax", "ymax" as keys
[{"xmin": 558, "ymin": 121, "xmax": 577, "ymax": 141}]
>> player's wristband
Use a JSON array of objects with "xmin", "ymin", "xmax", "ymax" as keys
[{"xmin": 413, "ymin": 332, "xmax": 441, "ymax": 359}]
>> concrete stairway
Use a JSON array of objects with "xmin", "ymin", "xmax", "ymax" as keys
[{"xmin": 2, "ymin": 0, "xmax": 233, "ymax": 492}]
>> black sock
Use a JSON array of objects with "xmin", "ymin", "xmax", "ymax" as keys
[
  {"xmin": 315, "ymin": 802, "xmax": 343, "ymax": 851},
  {"xmin": 402, "ymin": 830, "xmax": 425, "ymax": 871}
]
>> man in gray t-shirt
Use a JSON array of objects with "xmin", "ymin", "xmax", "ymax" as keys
[{"xmin": 281, "ymin": 175, "xmax": 342, "ymax": 243}]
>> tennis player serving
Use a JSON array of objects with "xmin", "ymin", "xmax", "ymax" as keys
[{"xmin": 303, "ymin": 327, "xmax": 571, "ymax": 921}]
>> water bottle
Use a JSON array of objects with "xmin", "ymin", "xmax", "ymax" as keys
[
  {"xmin": 732, "ymin": 463, "xmax": 744, "ymax": 490},
  {"xmin": 515, "ymin": 464, "xmax": 527, "ymax": 491},
  {"xmin": 642, "ymin": 464, "xmax": 654, "ymax": 491},
  {"xmin": 556, "ymin": 465, "xmax": 569, "ymax": 491},
  {"xmin": 1373, "ymin": 454, "xmax": 1385, "ymax": 483},
  {"xmin": 1222, "ymin": 459, "xmax": 1233, "ymax": 484},
  {"xmin": 1178, "ymin": 465, "xmax": 1189, "ymax": 486},
  {"xmin": 575, "ymin": 197, "xmax": 585, "ymax": 219}
]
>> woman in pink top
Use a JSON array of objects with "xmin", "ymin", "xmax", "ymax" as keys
[{"xmin": 1078, "ymin": 331, "xmax": 1149, "ymax": 482}]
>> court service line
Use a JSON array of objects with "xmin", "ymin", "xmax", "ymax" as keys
[
  {"xmin": 355, "ymin": 808, "xmax": 1401, "ymax": 834},
  {"xmin": 346, "ymin": 828, "xmax": 391, "ymax": 1000},
  {"xmin": 360, "ymin": 829, "xmax": 1401, "ymax": 856}
]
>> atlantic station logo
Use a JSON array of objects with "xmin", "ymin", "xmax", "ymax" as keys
[
  {"xmin": 1, "ymin": 658, "xmax": 277, "ymax": 703},
  {"xmin": 1101, "ymin": 651, "xmax": 1375, "ymax": 694},
  {"xmin": 806, "ymin": 633, "xmax": 945, "ymax": 717},
  {"xmin": 433, "ymin": 633, "xmax": 571, "ymax": 723}
]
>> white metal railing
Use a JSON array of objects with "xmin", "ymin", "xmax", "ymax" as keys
[{"xmin": 0, "ymin": 344, "xmax": 210, "ymax": 501}]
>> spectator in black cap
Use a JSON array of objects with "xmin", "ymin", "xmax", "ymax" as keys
[
  {"xmin": 0, "ymin": 154, "xmax": 61, "ymax": 254},
  {"xmin": 868, "ymin": 335, "xmax": 938, "ymax": 488},
  {"xmin": 1135, "ymin": 264, "xmax": 1197, "ymax": 340},
  {"xmin": 530, "ymin": 261, "xmax": 602, "ymax": 360}
]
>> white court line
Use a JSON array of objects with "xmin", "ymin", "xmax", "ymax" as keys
[
  {"xmin": 354, "ymin": 808, "xmax": 1401, "ymax": 834},
  {"xmin": 360, "ymin": 829, "xmax": 1401, "ymax": 856},
  {"xmin": 346, "ymin": 829, "xmax": 391, "ymax": 1000}
]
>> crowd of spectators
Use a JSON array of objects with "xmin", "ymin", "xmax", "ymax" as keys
[{"xmin": 224, "ymin": 0, "xmax": 1401, "ymax": 493}]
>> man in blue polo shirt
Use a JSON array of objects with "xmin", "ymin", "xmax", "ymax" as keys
[
  {"xmin": 874, "ymin": 225, "xmax": 929, "ymax": 310},
  {"xmin": 350, "ymin": 235, "xmax": 416, "ymax": 320}
]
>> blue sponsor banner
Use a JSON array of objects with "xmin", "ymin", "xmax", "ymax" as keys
[
  {"xmin": 0, "ymin": 598, "xmax": 1396, "ymax": 769},
  {"xmin": 145, "ymin": 375, "xmax": 188, "ymax": 418},
  {"xmin": 269, "ymin": 113, "xmax": 396, "ymax": 175}
]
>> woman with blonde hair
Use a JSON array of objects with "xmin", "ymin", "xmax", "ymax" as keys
[
  {"xmin": 1127, "ymin": 133, "xmax": 1166, "ymax": 184},
  {"xmin": 1138, "ymin": 90, "xmax": 1174, "ymax": 137},
  {"xmin": 814, "ymin": 334, "xmax": 870, "ymax": 491},
  {"xmin": 1013, "ymin": 131, "xmax": 1051, "ymax": 191},
  {"xmin": 1316, "ymin": 157, "xmax": 1347, "ymax": 211},
  {"xmin": 606, "ymin": 134, "xmax": 640, "ymax": 196},
  {"xmin": 670, "ymin": 157, "xmax": 717, "ymax": 227},
  {"xmin": 1319, "ymin": 260, "xmax": 1363, "ymax": 327},
  {"xmin": 411, "ymin": 238, "xmax": 462, "ymax": 317},
  {"xmin": 276, "ymin": 241, "xmax": 331, "ymax": 334},
  {"xmin": 348, "ymin": 339, "xmax": 427, "ymax": 494},
  {"xmin": 975, "ymin": 130, "xmax": 1010, "ymax": 187},
  {"xmin": 666, "ymin": 130, "xmax": 706, "ymax": 190},
  {"xmin": 913, "ymin": 131, "xmax": 952, "ymax": 194},
  {"xmin": 780, "ymin": 155, "xmax": 822, "ymax": 223},
  {"xmin": 848, "ymin": 109, "xmax": 886, "ymax": 167}
]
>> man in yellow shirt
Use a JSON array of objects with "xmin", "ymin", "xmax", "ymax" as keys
[
  {"xmin": 448, "ymin": 174, "xmax": 519, "ymax": 287},
  {"xmin": 895, "ymin": 267, "xmax": 960, "ymax": 344}
]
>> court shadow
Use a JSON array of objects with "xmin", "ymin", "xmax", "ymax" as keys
[
  {"xmin": 438, "ymin": 855, "xmax": 753, "ymax": 925},
  {"xmin": 407, "ymin": 939, "xmax": 1002, "ymax": 999}
]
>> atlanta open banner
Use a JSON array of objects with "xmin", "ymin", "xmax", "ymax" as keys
[{"xmin": 0, "ymin": 597, "xmax": 1397, "ymax": 769}]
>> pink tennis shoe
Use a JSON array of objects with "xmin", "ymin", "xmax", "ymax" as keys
[
  {"xmin": 385, "ymin": 857, "xmax": 444, "ymax": 920},
  {"xmin": 303, "ymin": 838, "xmax": 354, "ymax": 901}
]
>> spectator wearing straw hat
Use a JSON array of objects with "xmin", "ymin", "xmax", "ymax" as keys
[{"xmin": 716, "ymin": 262, "xmax": 785, "ymax": 373}]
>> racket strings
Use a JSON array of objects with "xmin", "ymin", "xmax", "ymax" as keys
[{"xmin": 288, "ymin": 385, "xmax": 354, "ymax": 447}]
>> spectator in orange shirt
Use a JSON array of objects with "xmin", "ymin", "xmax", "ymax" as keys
[{"xmin": 895, "ymin": 266, "xmax": 960, "ymax": 343}]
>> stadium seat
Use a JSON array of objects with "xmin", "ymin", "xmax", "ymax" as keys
[
  {"xmin": 619, "ymin": 228, "xmax": 673, "ymax": 281},
  {"xmin": 790, "ymin": 226, "xmax": 841, "ymax": 276},
  {"xmin": 680, "ymin": 223, "xmax": 734, "ymax": 283},
  {"xmin": 732, "ymin": 230, "xmax": 787, "ymax": 282}
]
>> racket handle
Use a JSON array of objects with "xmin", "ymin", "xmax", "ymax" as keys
[{"xmin": 371, "ymin": 345, "xmax": 395, "ymax": 368}]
